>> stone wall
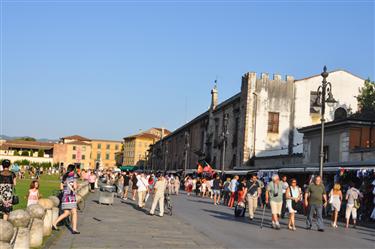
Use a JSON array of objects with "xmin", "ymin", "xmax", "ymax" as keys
[{"xmin": 0, "ymin": 182, "xmax": 89, "ymax": 249}]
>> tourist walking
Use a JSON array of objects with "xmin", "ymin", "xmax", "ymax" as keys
[
  {"xmin": 88, "ymin": 171, "xmax": 97, "ymax": 193},
  {"xmin": 212, "ymin": 175, "xmax": 221, "ymax": 205},
  {"xmin": 228, "ymin": 175, "xmax": 239, "ymax": 208},
  {"xmin": 265, "ymin": 174, "xmax": 283, "ymax": 229},
  {"xmin": 286, "ymin": 178, "xmax": 302, "ymax": 231},
  {"xmin": 246, "ymin": 175, "xmax": 261, "ymax": 221},
  {"xmin": 184, "ymin": 176, "xmax": 193, "ymax": 196},
  {"xmin": 27, "ymin": 180, "xmax": 41, "ymax": 206},
  {"xmin": 329, "ymin": 183, "xmax": 342, "ymax": 228},
  {"xmin": 149, "ymin": 174, "xmax": 167, "ymax": 217},
  {"xmin": 174, "ymin": 176, "xmax": 180, "ymax": 195},
  {"xmin": 0, "ymin": 160, "xmax": 16, "ymax": 221},
  {"xmin": 136, "ymin": 173, "xmax": 149, "ymax": 208},
  {"xmin": 345, "ymin": 182, "xmax": 363, "ymax": 228},
  {"xmin": 222, "ymin": 177, "xmax": 231, "ymax": 206},
  {"xmin": 131, "ymin": 173, "xmax": 138, "ymax": 201},
  {"xmin": 122, "ymin": 172, "xmax": 130, "ymax": 199},
  {"xmin": 52, "ymin": 164, "xmax": 80, "ymax": 234},
  {"xmin": 281, "ymin": 175, "xmax": 289, "ymax": 218},
  {"xmin": 305, "ymin": 175, "xmax": 327, "ymax": 232}
]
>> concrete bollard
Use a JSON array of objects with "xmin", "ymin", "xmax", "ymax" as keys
[
  {"xmin": 38, "ymin": 198, "xmax": 54, "ymax": 236},
  {"xmin": 48, "ymin": 196, "xmax": 60, "ymax": 224},
  {"xmin": 8, "ymin": 210, "xmax": 31, "ymax": 249},
  {"xmin": 0, "ymin": 220, "xmax": 14, "ymax": 249},
  {"xmin": 26, "ymin": 204, "xmax": 45, "ymax": 248}
]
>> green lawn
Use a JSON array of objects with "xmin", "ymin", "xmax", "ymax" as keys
[{"xmin": 14, "ymin": 174, "xmax": 61, "ymax": 210}]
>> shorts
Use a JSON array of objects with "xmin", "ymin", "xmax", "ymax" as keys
[
  {"xmin": 345, "ymin": 204, "xmax": 357, "ymax": 220},
  {"xmin": 270, "ymin": 201, "xmax": 282, "ymax": 215},
  {"xmin": 124, "ymin": 186, "xmax": 129, "ymax": 192},
  {"xmin": 213, "ymin": 189, "xmax": 220, "ymax": 195}
]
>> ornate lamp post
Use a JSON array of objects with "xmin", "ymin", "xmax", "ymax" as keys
[
  {"xmin": 184, "ymin": 131, "xmax": 190, "ymax": 174},
  {"xmin": 313, "ymin": 66, "xmax": 337, "ymax": 177},
  {"xmin": 221, "ymin": 113, "xmax": 229, "ymax": 173}
]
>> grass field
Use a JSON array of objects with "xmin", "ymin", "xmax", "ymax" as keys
[{"xmin": 13, "ymin": 174, "xmax": 61, "ymax": 210}]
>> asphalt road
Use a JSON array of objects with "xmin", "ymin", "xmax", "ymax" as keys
[{"xmin": 173, "ymin": 193, "xmax": 375, "ymax": 249}]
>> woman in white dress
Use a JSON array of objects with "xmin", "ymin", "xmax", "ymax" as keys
[
  {"xmin": 329, "ymin": 183, "xmax": 342, "ymax": 228},
  {"xmin": 286, "ymin": 178, "xmax": 302, "ymax": 231}
]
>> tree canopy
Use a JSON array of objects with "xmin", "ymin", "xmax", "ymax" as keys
[{"xmin": 357, "ymin": 78, "xmax": 375, "ymax": 112}]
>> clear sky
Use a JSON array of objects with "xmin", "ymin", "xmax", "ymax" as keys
[{"xmin": 1, "ymin": 0, "xmax": 374, "ymax": 140}]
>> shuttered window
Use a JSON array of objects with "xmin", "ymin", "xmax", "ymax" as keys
[{"xmin": 268, "ymin": 112, "xmax": 279, "ymax": 133}]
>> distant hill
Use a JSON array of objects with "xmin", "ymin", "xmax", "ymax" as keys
[{"xmin": 0, "ymin": 135, "xmax": 58, "ymax": 143}]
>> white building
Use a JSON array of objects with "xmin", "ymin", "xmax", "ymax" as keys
[{"xmin": 150, "ymin": 68, "xmax": 365, "ymax": 171}]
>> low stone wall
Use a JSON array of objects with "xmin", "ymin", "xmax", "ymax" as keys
[{"xmin": 0, "ymin": 182, "xmax": 89, "ymax": 249}]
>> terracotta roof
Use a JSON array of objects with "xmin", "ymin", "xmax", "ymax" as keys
[
  {"xmin": 151, "ymin": 128, "xmax": 172, "ymax": 134},
  {"xmin": 125, "ymin": 133, "xmax": 160, "ymax": 140},
  {"xmin": 62, "ymin": 135, "xmax": 91, "ymax": 141},
  {"xmin": 1, "ymin": 140, "xmax": 55, "ymax": 150},
  {"xmin": 65, "ymin": 141, "xmax": 91, "ymax": 146}
]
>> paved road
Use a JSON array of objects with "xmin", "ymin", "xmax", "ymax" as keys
[
  {"xmin": 48, "ymin": 192, "xmax": 221, "ymax": 249},
  {"xmin": 49, "ymin": 191, "xmax": 375, "ymax": 249},
  {"xmin": 173, "ymin": 193, "xmax": 375, "ymax": 249}
]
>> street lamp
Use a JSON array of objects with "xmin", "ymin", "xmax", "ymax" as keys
[
  {"xmin": 184, "ymin": 131, "xmax": 190, "ymax": 174},
  {"xmin": 313, "ymin": 66, "xmax": 337, "ymax": 178},
  {"xmin": 221, "ymin": 113, "xmax": 229, "ymax": 174}
]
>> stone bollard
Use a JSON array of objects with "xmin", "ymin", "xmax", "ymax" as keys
[
  {"xmin": 8, "ymin": 209, "xmax": 31, "ymax": 249},
  {"xmin": 0, "ymin": 220, "xmax": 14, "ymax": 249},
  {"xmin": 48, "ymin": 196, "xmax": 60, "ymax": 224},
  {"xmin": 38, "ymin": 198, "xmax": 54, "ymax": 236},
  {"xmin": 26, "ymin": 204, "xmax": 45, "ymax": 248}
]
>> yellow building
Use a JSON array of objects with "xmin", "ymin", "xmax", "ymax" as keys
[
  {"xmin": 53, "ymin": 135, "xmax": 122, "ymax": 170},
  {"xmin": 90, "ymin": 139, "xmax": 122, "ymax": 169},
  {"xmin": 123, "ymin": 128, "xmax": 170, "ymax": 166}
]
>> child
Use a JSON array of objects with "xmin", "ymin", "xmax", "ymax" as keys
[{"xmin": 27, "ymin": 180, "xmax": 41, "ymax": 206}]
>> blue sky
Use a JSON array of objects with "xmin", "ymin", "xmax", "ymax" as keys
[{"xmin": 1, "ymin": 0, "xmax": 374, "ymax": 140}]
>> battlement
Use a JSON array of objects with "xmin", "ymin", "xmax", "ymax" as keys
[{"xmin": 242, "ymin": 71, "xmax": 295, "ymax": 83}]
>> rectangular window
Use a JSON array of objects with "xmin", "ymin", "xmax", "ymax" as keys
[
  {"xmin": 72, "ymin": 146, "xmax": 76, "ymax": 151},
  {"xmin": 82, "ymin": 146, "xmax": 86, "ymax": 151},
  {"xmin": 310, "ymin": 91, "xmax": 320, "ymax": 113},
  {"xmin": 268, "ymin": 112, "xmax": 279, "ymax": 133},
  {"xmin": 72, "ymin": 154, "xmax": 76, "ymax": 159},
  {"xmin": 82, "ymin": 155, "xmax": 86, "ymax": 160},
  {"xmin": 115, "ymin": 145, "xmax": 119, "ymax": 150},
  {"xmin": 106, "ymin": 144, "xmax": 110, "ymax": 150},
  {"xmin": 106, "ymin": 153, "xmax": 110, "ymax": 160},
  {"xmin": 98, "ymin": 144, "xmax": 101, "ymax": 149},
  {"xmin": 97, "ymin": 153, "xmax": 101, "ymax": 160}
]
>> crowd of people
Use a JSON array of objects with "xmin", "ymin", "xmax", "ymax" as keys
[
  {"xmin": 182, "ymin": 172, "xmax": 375, "ymax": 231},
  {"xmin": 1, "ymin": 158, "xmax": 375, "ymax": 236}
]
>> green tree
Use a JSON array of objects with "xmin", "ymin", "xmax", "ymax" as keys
[
  {"xmin": 13, "ymin": 150, "xmax": 20, "ymax": 156},
  {"xmin": 21, "ymin": 150, "xmax": 29, "ymax": 156},
  {"xmin": 37, "ymin": 149, "xmax": 45, "ymax": 157},
  {"xmin": 357, "ymin": 78, "xmax": 375, "ymax": 112},
  {"xmin": 15, "ymin": 137, "xmax": 36, "ymax": 141}
]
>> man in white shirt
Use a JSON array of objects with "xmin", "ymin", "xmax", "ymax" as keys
[{"xmin": 136, "ymin": 173, "xmax": 149, "ymax": 208}]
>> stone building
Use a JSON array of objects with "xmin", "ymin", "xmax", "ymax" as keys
[
  {"xmin": 149, "ymin": 69, "xmax": 364, "ymax": 172},
  {"xmin": 298, "ymin": 114, "xmax": 375, "ymax": 169},
  {"xmin": 123, "ymin": 128, "xmax": 170, "ymax": 166},
  {"xmin": 53, "ymin": 135, "xmax": 122, "ymax": 169}
]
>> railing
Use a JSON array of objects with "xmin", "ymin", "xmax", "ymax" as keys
[{"xmin": 0, "ymin": 182, "xmax": 90, "ymax": 249}]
